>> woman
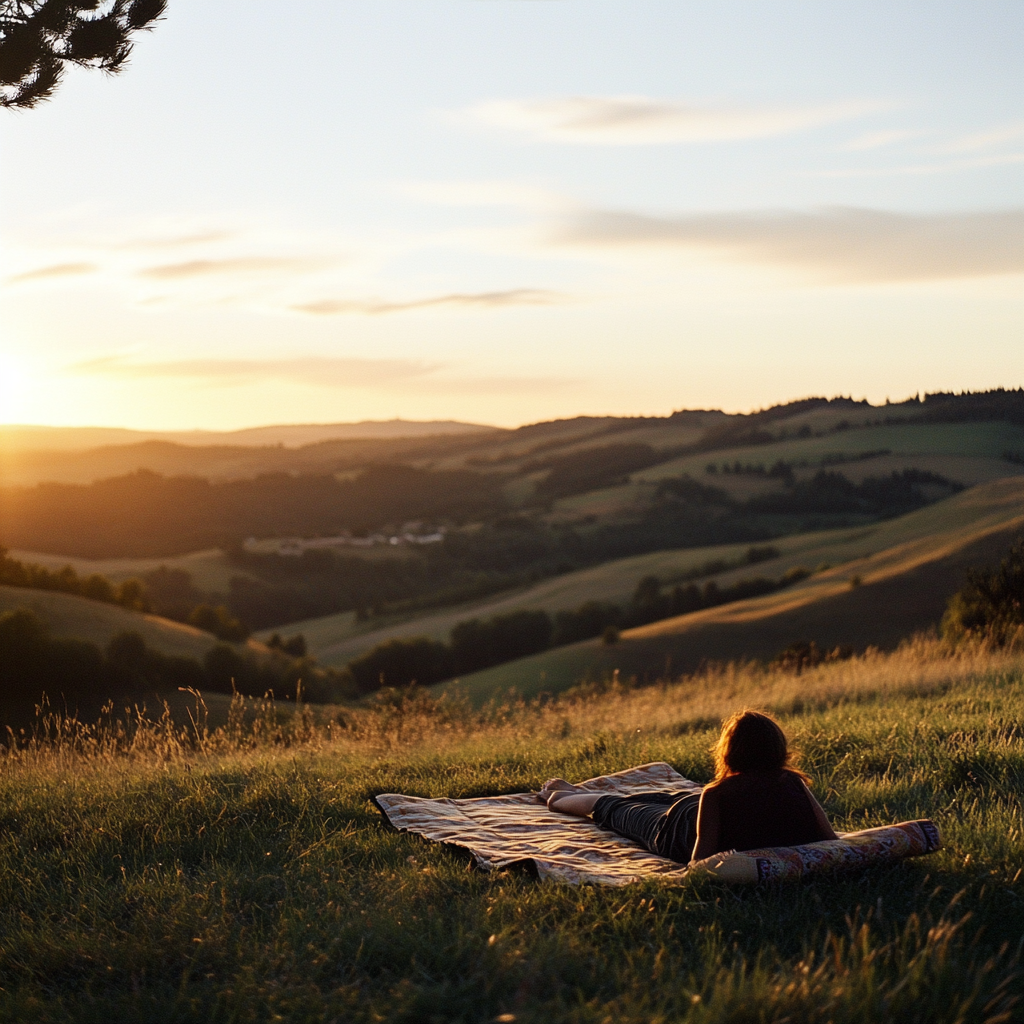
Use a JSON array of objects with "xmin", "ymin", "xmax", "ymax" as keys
[{"xmin": 538, "ymin": 709, "xmax": 837, "ymax": 863}]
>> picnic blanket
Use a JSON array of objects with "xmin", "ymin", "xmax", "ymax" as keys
[{"xmin": 374, "ymin": 762, "xmax": 941, "ymax": 885}]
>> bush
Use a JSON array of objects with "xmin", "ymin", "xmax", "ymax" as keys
[
  {"xmin": 203, "ymin": 644, "xmax": 280, "ymax": 697},
  {"xmin": 267, "ymin": 633, "xmax": 307, "ymax": 657},
  {"xmin": 346, "ymin": 637, "xmax": 454, "ymax": 694},
  {"xmin": 771, "ymin": 640, "xmax": 854, "ymax": 674},
  {"xmin": 552, "ymin": 601, "xmax": 621, "ymax": 645},
  {"xmin": 942, "ymin": 536, "xmax": 1024, "ymax": 645},
  {"xmin": 449, "ymin": 610, "xmax": 553, "ymax": 675},
  {"xmin": 0, "ymin": 609, "xmax": 110, "ymax": 701},
  {"xmin": 188, "ymin": 604, "xmax": 251, "ymax": 643}
]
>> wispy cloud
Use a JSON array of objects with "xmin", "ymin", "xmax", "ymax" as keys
[
  {"xmin": 119, "ymin": 230, "xmax": 237, "ymax": 250},
  {"xmin": 65, "ymin": 354, "xmax": 573, "ymax": 395},
  {"xmin": 455, "ymin": 95, "xmax": 885, "ymax": 145},
  {"xmin": 7, "ymin": 262, "xmax": 97, "ymax": 284},
  {"xmin": 813, "ymin": 151, "xmax": 1024, "ymax": 178},
  {"xmin": 942, "ymin": 121, "xmax": 1024, "ymax": 154},
  {"xmin": 552, "ymin": 206, "xmax": 1024, "ymax": 283},
  {"xmin": 840, "ymin": 129, "xmax": 925, "ymax": 151},
  {"xmin": 138, "ymin": 256, "xmax": 333, "ymax": 280},
  {"xmin": 292, "ymin": 288, "xmax": 564, "ymax": 316},
  {"xmin": 398, "ymin": 179, "xmax": 564, "ymax": 210},
  {"xmin": 69, "ymin": 355, "xmax": 437, "ymax": 388}
]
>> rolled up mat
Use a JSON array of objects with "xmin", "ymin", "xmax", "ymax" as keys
[{"xmin": 687, "ymin": 819, "xmax": 942, "ymax": 883}]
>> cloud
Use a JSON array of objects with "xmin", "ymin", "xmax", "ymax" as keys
[
  {"xmin": 942, "ymin": 122, "xmax": 1024, "ymax": 154},
  {"xmin": 552, "ymin": 206, "xmax": 1024, "ymax": 283},
  {"xmin": 840, "ymin": 129, "xmax": 925, "ymax": 151},
  {"xmin": 138, "ymin": 256, "xmax": 332, "ymax": 280},
  {"xmin": 455, "ymin": 95, "xmax": 885, "ymax": 145},
  {"xmin": 405, "ymin": 374, "xmax": 575, "ymax": 396},
  {"xmin": 812, "ymin": 152, "xmax": 1024, "ymax": 178},
  {"xmin": 68, "ymin": 355, "xmax": 437, "ymax": 388},
  {"xmin": 292, "ymin": 288, "xmax": 565, "ymax": 316},
  {"xmin": 120, "ymin": 230, "xmax": 237, "ymax": 250},
  {"xmin": 398, "ymin": 179, "xmax": 563, "ymax": 210},
  {"xmin": 7, "ymin": 262, "xmax": 97, "ymax": 284},
  {"xmin": 66, "ymin": 354, "xmax": 574, "ymax": 396}
]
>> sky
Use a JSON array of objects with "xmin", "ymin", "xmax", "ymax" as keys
[{"xmin": 1, "ymin": 0, "xmax": 1022, "ymax": 431}]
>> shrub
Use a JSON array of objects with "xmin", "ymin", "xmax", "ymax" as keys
[
  {"xmin": 0, "ymin": 608, "xmax": 105, "ymax": 699},
  {"xmin": 771, "ymin": 640, "xmax": 854, "ymax": 674},
  {"xmin": 783, "ymin": 566, "xmax": 811, "ymax": 584},
  {"xmin": 449, "ymin": 611, "xmax": 552, "ymax": 675},
  {"xmin": 346, "ymin": 637, "xmax": 454, "ymax": 694},
  {"xmin": 552, "ymin": 601, "xmax": 621, "ymax": 645},
  {"xmin": 942, "ymin": 536, "xmax": 1024, "ymax": 645},
  {"xmin": 188, "ymin": 604, "xmax": 251, "ymax": 643},
  {"xmin": 267, "ymin": 633, "xmax": 307, "ymax": 657}
]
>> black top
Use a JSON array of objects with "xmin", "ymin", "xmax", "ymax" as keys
[{"xmin": 713, "ymin": 769, "xmax": 831, "ymax": 853}]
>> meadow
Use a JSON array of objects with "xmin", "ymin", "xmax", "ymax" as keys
[{"xmin": 1, "ymin": 636, "xmax": 1022, "ymax": 1023}]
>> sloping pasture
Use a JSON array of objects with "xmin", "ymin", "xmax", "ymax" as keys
[{"xmin": 435, "ymin": 479, "xmax": 1024, "ymax": 703}]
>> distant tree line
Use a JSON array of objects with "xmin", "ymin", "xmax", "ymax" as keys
[
  {"xmin": 1, "ymin": 546, "xmax": 150, "ymax": 610},
  {"xmin": 896, "ymin": 388, "xmax": 1024, "ymax": 427},
  {"xmin": 527, "ymin": 443, "xmax": 674, "ymax": 499},
  {"xmin": 0, "ymin": 548, "xmax": 251, "ymax": 642},
  {"xmin": 744, "ymin": 469, "xmax": 962, "ymax": 517}
]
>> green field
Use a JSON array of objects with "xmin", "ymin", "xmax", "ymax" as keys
[
  {"xmin": 0, "ymin": 638, "xmax": 1021, "ymax": 1022},
  {"xmin": 436, "ymin": 479, "xmax": 1024, "ymax": 704},
  {"xmin": 633, "ymin": 421, "xmax": 1024, "ymax": 485},
  {"xmin": 272, "ymin": 477, "xmax": 1024, "ymax": 677}
]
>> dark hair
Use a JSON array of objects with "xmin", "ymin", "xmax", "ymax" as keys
[{"xmin": 712, "ymin": 709, "xmax": 808, "ymax": 783}]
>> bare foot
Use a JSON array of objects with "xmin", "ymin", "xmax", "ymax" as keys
[{"xmin": 537, "ymin": 778, "xmax": 583, "ymax": 808}]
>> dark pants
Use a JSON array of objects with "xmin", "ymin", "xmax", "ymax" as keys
[{"xmin": 591, "ymin": 790, "xmax": 702, "ymax": 863}]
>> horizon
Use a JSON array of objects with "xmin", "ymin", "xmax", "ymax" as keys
[
  {"xmin": 2, "ymin": 2, "xmax": 1022, "ymax": 431},
  {"xmin": 0, "ymin": 387, "xmax": 984, "ymax": 438}
]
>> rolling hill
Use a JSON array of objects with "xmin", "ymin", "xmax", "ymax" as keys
[
  {"xmin": 3, "ymin": 391, "xmax": 1022, "ymax": 649},
  {"xmin": 266, "ymin": 475, "xmax": 1024, "ymax": 672},
  {"xmin": 0, "ymin": 585, "xmax": 265, "ymax": 662},
  {"xmin": 432, "ymin": 477, "xmax": 1024, "ymax": 704}
]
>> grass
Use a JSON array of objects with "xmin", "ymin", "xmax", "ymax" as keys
[{"xmin": 1, "ymin": 637, "xmax": 1022, "ymax": 1023}]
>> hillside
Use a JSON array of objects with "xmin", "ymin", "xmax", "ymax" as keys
[
  {"xmin": 271, "ymin": 476, "xmax": 1024, "ymax": 673},
  {"xmin": 3, "ymin": 391, "xmax": 1021, "ymax": 638},
  {"xmin": 0, "ymin": 585, "xmax": 263, "ymax": 662},
  {"xmin": 434, "ymin": 477, "xmax": 1024, "ymax": 703},
  {"xmin": 1, "ymin": 637, "xmax": 1021, "ymax": 1021}
]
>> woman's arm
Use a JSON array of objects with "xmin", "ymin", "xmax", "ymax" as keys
[
  {"xmin": 802, "ymin": 782, "xmax": 838, "ymax": 840},
  {"xmin": 689, "ymin": 785, "xmax": 721, "ymax": 862}
]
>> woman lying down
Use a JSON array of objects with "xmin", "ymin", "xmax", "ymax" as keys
[{"xmin": 539, "ymin": 710, "xmax": 837, "ymax": 863}]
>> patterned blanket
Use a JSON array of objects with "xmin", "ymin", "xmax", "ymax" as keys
[{"xmin": 374, "ymin": 762, "xmax": 941, "ymax": 885}]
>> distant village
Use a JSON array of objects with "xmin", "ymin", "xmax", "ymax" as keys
[{"xmin": 243, "ymin": 524, "xmax": 447, "ymax": 556}]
